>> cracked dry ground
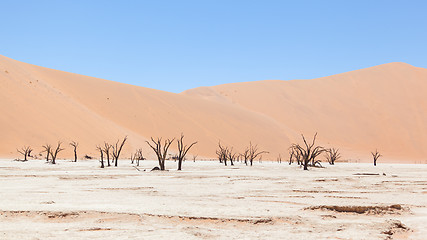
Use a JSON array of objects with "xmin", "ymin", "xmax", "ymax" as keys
[{"xmin": 0, "ymin": 160, "xmax": 426, "ymax": 239}]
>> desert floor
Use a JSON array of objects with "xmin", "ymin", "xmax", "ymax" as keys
[{"xmin": 0, "ymin": 159, "xmax": 426, "ymax": 239}]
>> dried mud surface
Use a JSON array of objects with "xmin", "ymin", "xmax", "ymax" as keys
[{"xmin": 0, "ymin": 160, "xmax": 426, "ymax": 239}]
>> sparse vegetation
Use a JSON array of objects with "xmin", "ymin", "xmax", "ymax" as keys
[
  {"xmin": 244, "ymin": 142, "xmax": 268, "ymax": 166},
  {"xmin": 146, "ymin": 137, "xmax": 174, "ymax": 170},
  {"xmin": 131, "ymin": 148, "xmax": 145, "ymax": 167},
  {"xmin": 111, "ymin": 137, "xmax": 127, "ymax": 167},
  {"xmin": 41, "ymin": 144, "xmax": 52, "ymax": 163},
  {"xmin": 70, "ymin": 141, "xmax": 79, "ymax": 162},
  {"xmin": 176, "ymin": 133, "xmax": 197, "ymax": 170},
  {"xmin": 102, "ymin": 142, "xmax": 112, "ymax": 167},
  {"xmin": 291, "ymin": 133, "xmax": 325, "ymax": 170},
  {"xmin": 325, "ymin": 148, "xmax": 340, "ymax": 165},
  {"xmin": 50, "ymin": 142, "xmax": 65, "ymax": 164},
  {"xmin": 372, "ymin": 149, "xmax": 381, "ymax": 166},
  {"xmin": 17, "ymin": 146, "xmax": 33, "ymax": 161},
  {"xmin": 96, "ymin": 145, "xmax": 104, "ymax": 168},
  {"xmin": 216, "ymin": 142, "xmax": 230, "ymax": 166}
]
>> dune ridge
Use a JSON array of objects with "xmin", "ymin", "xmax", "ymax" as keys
[{"xmin": 1, "ymin": 55, "xmax": 426, "ymax": 162}]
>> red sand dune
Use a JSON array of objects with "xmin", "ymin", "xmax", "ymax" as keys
[{"xmin": 1, "ymin": 55, "xmax": 426, "ymax": 162}]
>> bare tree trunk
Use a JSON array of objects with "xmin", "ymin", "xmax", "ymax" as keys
[
  {"xmin": 97, "ymin": 146, "xmax": 104, "ymax": 168},
  {"xmin": 100, "ymin": 150, "xmax": 104, "ymax": 168},
  {"xmin": 112, "ymin": 137, "xmax": 127, "ymax": 167},
  {"xmin": 70, "ymin": 141, "xmax": 78, "ymax": 162},
  {"xmin": 146, "ymin": 137, "xmax": 174, "ymax": 171},
  {"xmin": 17, "ymin": 146, "xmax": 33, "ymax": 161},
  {"xmin": 371, "ymin": 150, "xmax": 381, "ymax": 166}
]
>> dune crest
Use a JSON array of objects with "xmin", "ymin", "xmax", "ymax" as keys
[{"xmin": 1, "ymin": 55, "xmax": 426, "ymax": 162}]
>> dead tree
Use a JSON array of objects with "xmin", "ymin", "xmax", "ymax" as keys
[
  {"xmin": 226, "ymin": 147, "xmax": 236, "ymax": 166},
  {"xmin": 288, "ymin": 146, "xmax": 298, "ymax": 165},
  {"xmin": 325, "ymin": 148, "xmax": 341, "ymax": 165},
  {"xmin": 146, "ymin": 137, "xmax": 174, "ymax": 170},
  {"xmin": 96, "ymin": 145, "xmax": 104, "ymax": 168},
  {"xmin": 41, "ymin": 144, "xmax": 52, "ymax": 163},
  {"xmin": 111, "ymin": 137, "xmax": 127, "ymax": 167},
  {"xmin": 192, "ymin": 154, "xmax": 198, "ymax": 162},
  {"xmin": 70, "ymin": 141, "xmax": 79, "ymax": 162},
  {"xmin": 50, "ymin": 142, "xmax": 64, "ymax": 164},
  {"xmin": 132, "ymin": 148, "xmax": 145, "ymax": 167},
  {"xmin": 289, "ymin": 145, "xmax": 302, "ymax": 165},
  {"xmin": 246, "ymin": 142, "xmax": 268, "ymax": 166},
  {"xmin": 216, "ymin": 142, "xmax": 228, "ymax": 166},
  {"xmin": 130, "ymin": 153, "xmax": 135, "ymax": 164},
  {"xmin": 241, "ymin": 147, "xmax": 250, "ymax": 166},
  {"xmin": 17, "ymin": 146, "xmax": 33, "ymax": 161},
  {"xmin": 277, "ymin": 154, "xmax": 282, "ymax": 163},
  {"xmin": 102, "ymin": 142, "xmax": 112, "ymax": 167},
  {"xmin": 371, "ymin": 150, "xmax": 381, "ymax": 166},
  {"xmin": 292, "ymin": 133, "xmax": 324, "ymax": 170},
  {"xmin": 176, "ymin": 134, "xmax": 197, "ymax": 170}
]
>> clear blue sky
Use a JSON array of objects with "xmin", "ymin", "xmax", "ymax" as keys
[{"xmin": 1, "ymin": 0, "xmax": 426, "ymax": 93}]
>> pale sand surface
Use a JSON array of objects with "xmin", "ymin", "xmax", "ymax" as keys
[
  {"xmin": 0, "ymin": 159, "xmax": 426, "ymax": 239},
  {"xmin": 1, "ymin": 55, "xmax": 427, "ymax": 162}
]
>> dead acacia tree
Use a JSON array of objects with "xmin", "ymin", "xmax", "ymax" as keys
[
  {"xmin": 246, "ymin": 142, "xmax": 268, "ymax": 166},
  {"xmin": 192, "ymin": 155, "xmax": 198, "ymax": 162},
  {"xmin": 102, "ymin": 142, "xmax": 112, "ymax": 167},
  {"xmin": 289, "ymin": 145, "xmax": 302, "ymax": 165},
  {"xmin": 17, "ymin": 146, "xmax": 33, "ymax": 161},
  {"xmin": 96, "ymin": 145, "xmax": 104, "ymax": 168},
  {"xmin": 70, "ymin": 141, "xmax": 79, "ymax": 162},
  {"xmin": 291, "ymin": 133, "xmax": 325, "ymax": 170},
  {"xmin": 41, "ymin": 144, "xmax": 52, "ymax": 163},
  {"xmin": 111, "ymin": 137, "xmax": 127, "ymax": 167},
  {"xmin": 50, "ymin": 142, "xmax": 64, "ymax": 164},
  {"xmin": 241, "ymin": 147, "xmax": 250, "ymax": 166},
  {"xmin": 226, "ymin": 147, "xmax": 236, "ymax": 166},
  {"xmin": 146, "ymin": 137, "xmax": 174, "ymax": 170},
  {"xmin": 288, "ymin": 147, "xmax": 295, "ymax": 165},
  {"xmin": 277, "ymin": 154, "xmax": 282, "ymax": 163},
  {"xmin": 216, "ymin": 142, "xmax": 228, "ymax": 166},
  {"xmin": 176, "ymin": 134, "xmax": 197, "ymax": 170},
  {"xmin": 371, "ymin": 149, "xmax": 381, "ymax": 166},
  {"xmin": 132, "ymin": 148, "xmax": 145, "ymax": 166},
  {"xmin": 325, "ymin": 148, "xmax": 341, "ymax": 165}
]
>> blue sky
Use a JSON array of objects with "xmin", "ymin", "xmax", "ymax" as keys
[{"xmin": 1, "ymin": 0, "xmax": 426, "ymax": 93}]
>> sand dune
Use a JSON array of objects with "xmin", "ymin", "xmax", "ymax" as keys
[
  {"xmin": 1, "ymin": 55, "xmax": 426, "ymax": 162},
  {"xmin": 183, "ymin": 63, "xmax": 427, "ymax": 162}
]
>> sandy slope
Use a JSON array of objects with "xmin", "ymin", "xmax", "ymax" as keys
[
  {"xmin": 0, "ymin": 55, "xmax": 288, "ymax": 160},
  {"xmin": 1, "ymin": 54, "xmax": 426, "ymax": 162},
  {"xmin": 183, "ymin": 63, "xmax": 427, "ymax": 162}
]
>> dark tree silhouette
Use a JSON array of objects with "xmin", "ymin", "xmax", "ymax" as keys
[
  {"xmin": 176, "ymin": 134, "xmax": 197, "ymax": 170},
  {"xmin": 291, "ymin": 133, "xmax": 324, "ymax": 170},
  {"xmin": 371, "ymin": 150, "xmax": 381, "ymax": 166},
  {"xmin": 216, "ymin": 142, "xmax": 228, "ymax": 166},
  {"xmin": 241, "ymin": 147, "xmax": 250, "ymax": 166},
  {"xmin": 111, "ymin": 137, "xmax": 127, "ymax": 167},
  {"xmin": 132, "ymin": 148, "xmax": 145, "ymax": 166},
  {"xmin": 146, "ymin": 137, "xmax": 174, "ymax": 170},
  {"xmin": 226, "ymin": 147, "xmax": 236, "ymax": 166},
  {"xmin": 102, "ymin": 142, "xmax": 112, "ymax": 167},
  {"xmin": 50, "ymin": 142, "xmax": 64, "ymax": 164},
  {"xmin": 246, "ymin": 142, "xmax": 268, "ymax": 166},
  {"xmin": 325, "ymin": 148, "xmax": 341, "ymax": 165},
  {"xmin": 41, "ymin": 144, "xmax": 52, "ymax": 163},
  {"xmin": 17, "ymin": 146, "xmax": 33, "ymax": 161},
  {"xmin": 70, "ymin": 141, "xmax": 79, "ymax": 162},
  {"xmin": 96, "ymin": 145, "xmax": 104, "ymax": 168}
]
